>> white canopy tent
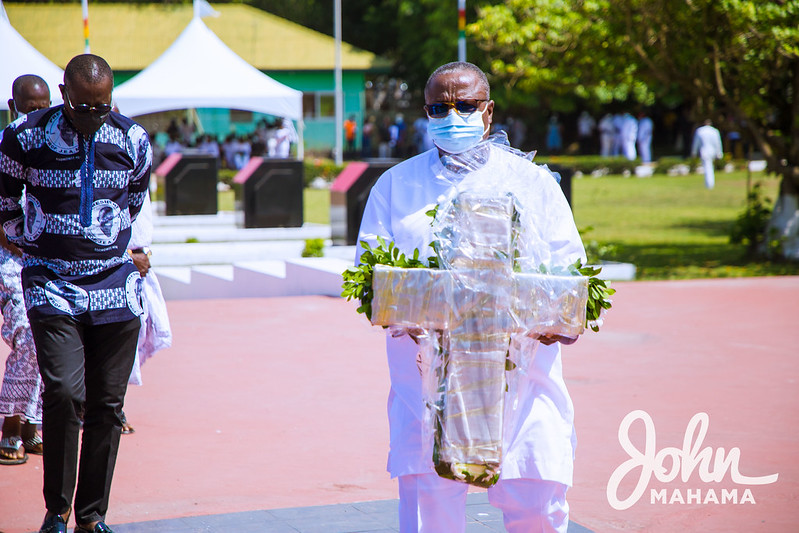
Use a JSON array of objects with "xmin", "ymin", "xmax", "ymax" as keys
[
  {"xmin": 0, "ymin": 1, "xmax": 63, "ymax": 111},
  {"xmin": 113, "ymin": 16, "xmax": 304, "ymax": 156}
]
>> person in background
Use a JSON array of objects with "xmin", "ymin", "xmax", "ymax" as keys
[
  {"xmin": 197, "ymin": 134, "xmax": 220, "ymax": 161},
  {"xmin": 232, "ymin": 134, "xmax": 251, "ymax": 170},
  {"xmin": 164, "ymin": 132, "xmax": 184, "ymax": 157},
  {"xmin": 620, "ymin": 112, "xmax": 638, "ymax": 161},
  {"xmin": 545, "ymin": 114, "xmax": 562, "ymax": 153},
  {"xmin": 691, "ymin": 119, "xmax": 724, "ymax": 189},
  {"xmin": 0, "ymin": 75, "xmax": 50, "ymax": 466},
  {"xmin": 576, "ymin": 111, "xmax": 595, "ymax": 155},
  {"xmin": 361, "ymin": 115, "xmax": 376, "ymax": 158},
  {"xmin": 0, "ymin": 54, "xmax": 151, "ymax": 533},
  {"xmin": 611, "ymin": 112, "xmax": 624, "ymax": 156},
  {"xmin": 272, "ymin": 118, "xmax": 297, "ymax": 159},
  {"xmin": 344, "ymin": 115, "xmax": 357, "ymax": 158},
  {"xmin": 598, "ymin": 113, "xmax": 615, "ymax": 157},
  {"xmin": 222, "ymin": 133, "xmax": 237, "ymax": 168},
  {"xmin": 412, "ymin": 113, "xmax": 434, "ymax": 155},
  {"xmin": 636, "ymin": 112, "xmax": 654, "ymax": 164}
]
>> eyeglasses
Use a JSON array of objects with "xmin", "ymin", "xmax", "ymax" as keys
[
  {"xmin": 425, "ymin": 99, "xmax": 487, "ymax": 119},
  {"xmin": 64, "ymin": 91, "xmax": 112, "ymax": 117}
]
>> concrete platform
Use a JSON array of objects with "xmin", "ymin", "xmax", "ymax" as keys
[{"xmin": 1, "ymin": 276, "xmax": 797, "ymax": 532}]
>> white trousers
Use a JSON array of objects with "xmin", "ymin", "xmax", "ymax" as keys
[
  {"xmin": 398, "ymin": 473, "xmax": 569, "ymax": 533},
  {"xmin": 702, "ymin": 158, "xmax": 715, "ymax": 189}
]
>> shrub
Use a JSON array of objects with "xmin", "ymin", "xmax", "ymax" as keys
[
  {"xmin": 302, "ymin": 238, "xmax": 325, "ymax": 258},
  {"xmin": 303, "ymin": 158, "xmax": 347, "ymax": 187},
  {"xmin": 730, "ymin": 182, "xmax": 782, "ymax": 258},
  {"xmin": 536, "ymin": 155, "xmax": 638, "ymax": 176}
]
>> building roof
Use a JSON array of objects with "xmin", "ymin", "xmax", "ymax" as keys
[{"xmin": 4, "ymin": 2, "xmax": 391, "ymax": 72}]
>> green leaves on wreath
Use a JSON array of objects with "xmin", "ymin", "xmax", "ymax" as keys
[
  {"xmin": 341, "ymin": 237, "xmax": 434, "ymax": 321},
  {"xmin": 537, "ymin": 259, "xmax": 615, "ymax": 332},
  {"xmin": 571, "ymin": 258, "xmax": 615, "ymax": 332}
]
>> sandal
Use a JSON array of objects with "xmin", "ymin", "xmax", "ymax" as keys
[
  {"xmin": 120, "ymin": 411, "xmax": 134, "ymax": 435},
  {"xmin": 0, "ymin": 436, "xmax": 28, "ymax": 465},
  {"xmin": 24, "ymin": 433, "xmax": 44, "ymax": 455}
]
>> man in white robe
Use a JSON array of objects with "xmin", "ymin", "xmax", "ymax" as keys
[
  {"xmin": 636, "ymin": 113, "xmax": 654, "ymax": 164},
  {"xmin": 357, "ymin": 62, "xmax": 586, "ymax": 533},
  {"xmin": 598, "ymin": 113, "xmax": 614, "ymax": 157},
  {"xmin": 691, "ymin": 120, "xmax": 724, "ymax": 189},
  {"xmin": 620, "ymin": 112, "xmax": 638, "ymax": 161}
]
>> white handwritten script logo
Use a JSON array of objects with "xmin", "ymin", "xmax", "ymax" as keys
[{"xmin": 607, "ymin": 410, "xmax": 778, "ymax": 510}]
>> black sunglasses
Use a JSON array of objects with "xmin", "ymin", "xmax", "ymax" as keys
[
  {"xmin": 425, "ymin": 99, "xmax": 486, "ymax": 119},
  {"xmin": 64, "ymin": 91, "xmax": 112, "ymax": 117}
]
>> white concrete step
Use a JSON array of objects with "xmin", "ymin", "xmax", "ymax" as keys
[{"xmin": 155, "ymin": 257, "xmax": 352, "ymax": 301}]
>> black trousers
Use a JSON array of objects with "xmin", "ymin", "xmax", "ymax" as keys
[{"xmin": 30, "ymin": 315, "xmax": 140, "ymax": 524}]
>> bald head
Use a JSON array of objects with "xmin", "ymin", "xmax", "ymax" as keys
[
  {"xmin": 60, "ymin": 54, "xmax": 114, "ymax": 137},
  {"xmin": 9, "ymin": 74, "xmax": 51, "ymax": 119},
  {"xmin": 425, "ymin": 62, "xmax": 490, "ymax": 100},
  {"xmin": 64, "ymin": 54, "xmax": 114, "ymax": 87}
]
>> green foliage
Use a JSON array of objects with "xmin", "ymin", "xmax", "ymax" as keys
[
  {"xmin": 467, "ymin": 0, "xmax": 799, "ymax": 222},
  {"xmin": 537, "ymin": 259, "xmax": 615, "ymax": 332},
  {"xmin": 340, "ymin": 237, "xmax": 432, "ymax": 321},
  {"xmin": 301, "ymin": 238, "xmax": 325, "ymax": 258},
  {"xmin": 217, "ymin": 168, "xmax": 237, "ymax": 188},
  {"xmin": 303, "ymin": 158, "xmax": 346, "ymax": 187},
  {"xmin": 730, "ymin": 183, "xmax": 782, "ymax": 258},
  {"xmin": 536, "ymin": 156, "xmax": 638, "ymax": 176},
  {"xmin": 579, "ymin": 226, "xmax": 618, "ymax": 263}
]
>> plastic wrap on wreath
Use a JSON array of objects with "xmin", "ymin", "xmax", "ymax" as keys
[
  {"xmin": 426, "ymin": 329, "xmax": 508, "ymax": 487},
  {"xmin": 371, "ymin": 268, "xmax": 587, "ymax": 337},
  {"xmin": 369, "ymin": 138, "xmax": 588, "ymax": 487},
  {"xmin": 371, "ymin": 266, "xmax": 452, "ymax": 329},
  {"xmin": 514, "ymin": 273, "xmax": 588, "ymax": 337}
]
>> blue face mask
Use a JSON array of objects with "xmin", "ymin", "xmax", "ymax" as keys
[{"xmin": 428, "ymin": 107, "xmax": 488, "ymax": 154}]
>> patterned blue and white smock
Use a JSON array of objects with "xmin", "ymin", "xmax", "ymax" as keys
[{"xmin": 0, "ymin": 106, "xmax": 152, "ymax": 325}]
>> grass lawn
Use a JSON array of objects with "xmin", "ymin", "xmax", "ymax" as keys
[
  {"xmin": 570, "ymin": 170, "xmax": 798, "ymax": 279},
  {"xmin": 216, "ymin": 188, "xmax": 329, "ymax": 225},
  {"xmin": 304, "ymin": 188, "xmax": 330, "ymax": 225}
]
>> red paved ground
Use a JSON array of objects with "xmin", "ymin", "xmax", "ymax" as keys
[{"xmin": 1, "ymin": 277, "xmax": 798, "ymax": 533}]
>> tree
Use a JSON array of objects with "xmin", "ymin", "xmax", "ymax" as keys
[{"xmin": 469, "ymin": 0, "xmax": 799, "ymax": 259}]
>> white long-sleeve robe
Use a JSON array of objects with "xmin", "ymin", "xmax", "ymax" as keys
[
  {"xmin": 691, "ymin": 125, "xmax": 724, "ymax": 189},
  {"xmin": 356, "ymin": 144, "xmax": 586, "ymax": 487},
  {"xmin": 127, "ymin": 193, "xmax": 172, "ymax": 385}
]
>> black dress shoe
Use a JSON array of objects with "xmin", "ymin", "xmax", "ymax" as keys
[
  {"xmin": 74, "ymin": 522, "xmax": 114, "ymax": 533},
  {"xmin": 39, "ymin": 513, "xmax": 68, "ymax": 533}
]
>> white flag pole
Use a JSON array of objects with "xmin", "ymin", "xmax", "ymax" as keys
[{"xmin": 334, "ymin": 0, "xmax": 343, "ymax": 165}]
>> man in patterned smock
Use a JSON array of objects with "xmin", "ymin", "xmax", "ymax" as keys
[
  {"xmin": 0, "ymin": 74, "xmax": 51, "ymax": 466},
  {"xmin": 0, "ymin": 54, "xmax": 152, "ymax": 533}
]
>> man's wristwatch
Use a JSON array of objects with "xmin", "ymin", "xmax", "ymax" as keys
[{"xmin": 129, "ymin": 247, "xmax": 152, "ymax": 257}]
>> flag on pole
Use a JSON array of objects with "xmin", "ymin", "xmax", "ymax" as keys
[
  {"xmin": 458, "ymin": 0, "xmax": 466, "ymax": 61},
  {"xmin": 82, "ymin": 0, "xmax": 90, "ymax": 53}
]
